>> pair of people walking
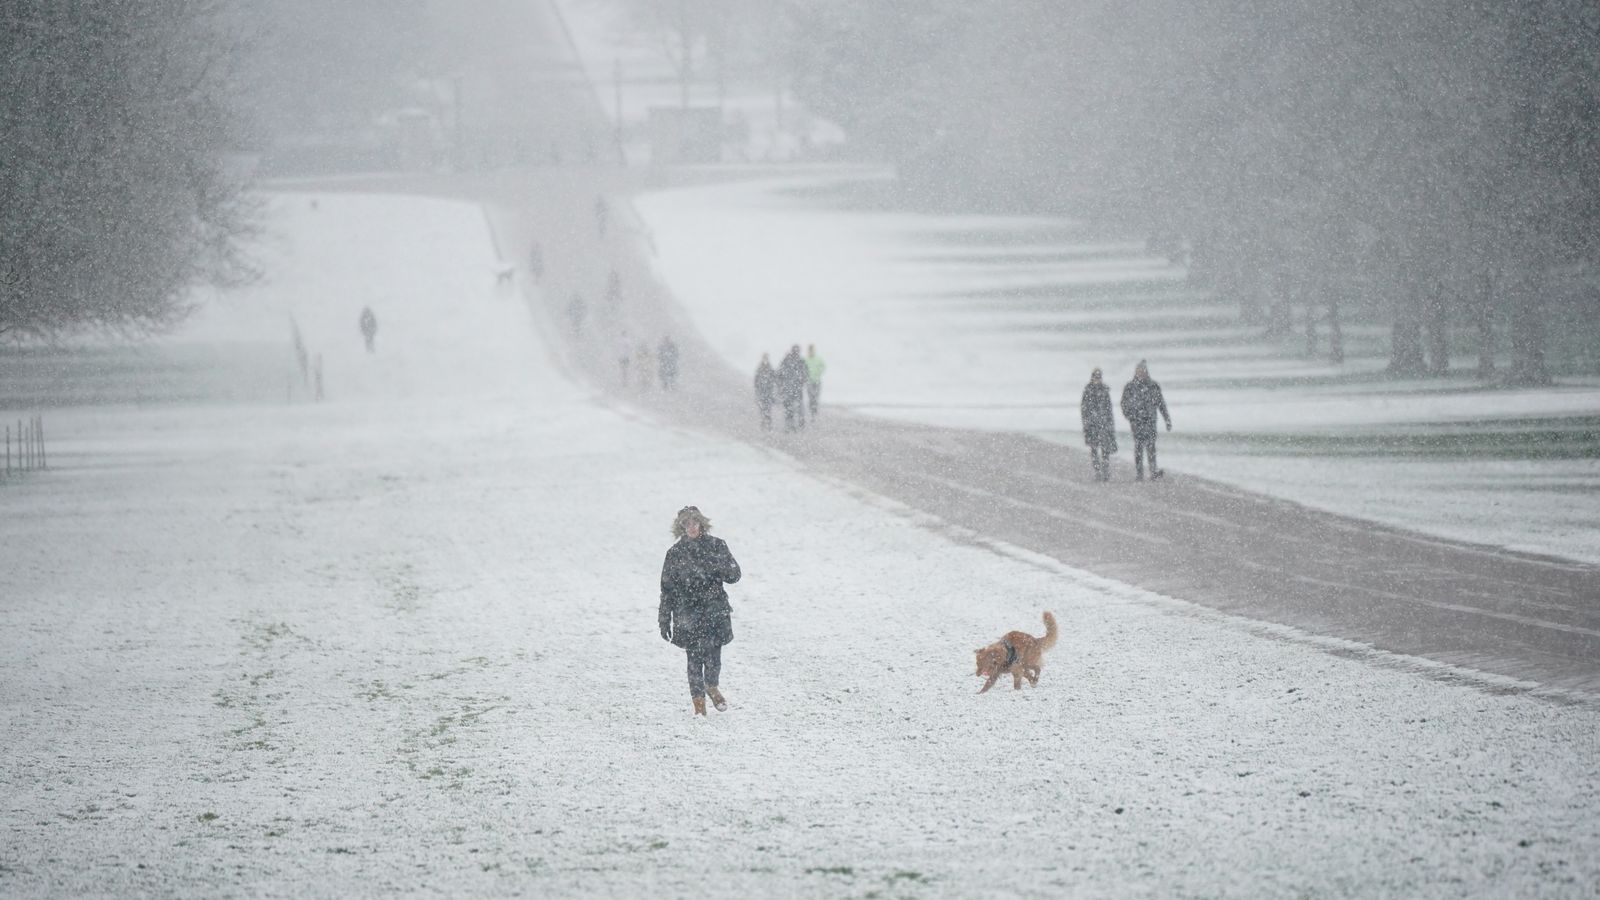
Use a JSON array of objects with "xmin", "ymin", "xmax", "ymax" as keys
[
  {"xmin": 658, "ymin": 506, "xmax": 742, "ymax": 715},
  {"xmin": 754, "ymin": 344, "xmax": 825, "ymax": 432},
  {"xmin": 1080, "ymin": 360, "xmax": 1172, "ymax": 481}
]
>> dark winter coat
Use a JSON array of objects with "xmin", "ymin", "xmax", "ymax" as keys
[
  {"xmin": 1080, "ymin": 381, "xmax": 1117, "ymax": 451},
  {"xmin": 1119, "ymin": 377, "xmax": 1171, "ymax": 439},
  {"xmin": 778, "ymin": 350, "xmax": 808, "ymax": 401},
  {"xmin": 658, "ymin": 337, "xmax": 679, "ymax": 380},
  {"xmin": 659, "ymin": 535, "xmax": 742, "ymax": 649},
  {"xmin": 754, "ymin": 361, "xmax": 777, "ymax": 410}
]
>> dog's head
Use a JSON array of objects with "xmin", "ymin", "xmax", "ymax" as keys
[{"xmin": 974, "ymin": 643, "xmax": 1005, "ymax": 677}]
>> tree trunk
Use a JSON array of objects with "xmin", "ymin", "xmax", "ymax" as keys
[
  {"xmin": 1425, "ymin": 281, "xmax": 1449, "ymax": 375},
  {"xmin": 678, "ymin": 0, "xmax": 693, "ymax": 110},
  {"xmin": 1508, "ymin": 268, "xmax": 1552, "ymax": 385},
  {"xmin": 1304, "ymin": 294, "xmax": 1318, "ymax": 357},
  {"xmin": 1328, "ymin": 286, "xmax": 1345, "ymax": 365},
  {"xmin": 1265, "ymin": 269, "xmax": 1293, "ymax": 337},
  {"xmin": 1388, "ymin": 281, "xmax": 1427, "ymax": 376},
  {"xmin": 1236, "ymin": 258, "xmax": 1265, "ymax": 325},
  {"xmin": 1475, "ymin": 269, "xmax": 1496, "ymax": 379}
]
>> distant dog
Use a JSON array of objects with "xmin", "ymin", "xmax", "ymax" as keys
[
  {"xmin": 974, "ymin": 611, "xmax": 1057, "ymax": 693},
  {"xmin": 493, "ymin": 263, "xmax": 516, "ymax": 288}
]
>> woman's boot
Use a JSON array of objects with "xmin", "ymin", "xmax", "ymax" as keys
[
  {"xmin": 692, "ymin": 696, "xmax": 706, "ymax": 716},
  {"xmin": 706, "ymin": 686, "xmax": 727, "ymax": 712}
]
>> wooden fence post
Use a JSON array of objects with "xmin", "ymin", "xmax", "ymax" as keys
[{"xmin": 37, "ymin": 415, "xmax": 46, "ymax": 469}]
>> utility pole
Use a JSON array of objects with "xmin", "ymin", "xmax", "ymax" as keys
[{"xmin": 613, "ymin": 57, "xmax": 625, "ymax": 165}]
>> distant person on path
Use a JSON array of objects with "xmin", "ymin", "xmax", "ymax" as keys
[
  {"xmin": 658, "ymin": 506, "xmax": 742, "ymax": 716},
  {"xmin": 1080, "ymin": 367, "xmax": 1117, "ymax": 481},
  {"xmin": 605, "ymin": 269, "xmax": 622, "ymax": 312},
  {"xmin": 528, "ymin": 241, "xmax": 544, "ymax": 281},
  {"xmin": 1119, "ymin": 359, "xmax": 1172, "ymax": 481},
  {"xmin": 594, "ymin": 195, "xmax": 609, "ymax": 239},
  {"xmin": 754, "ymin": 353, "xmax": 777, "ymax": 430},
  {"xmin": 635, "ymin": 341, "xmax": 654, "ymax": 392},
  {"xmin": 617, "ymin": 333, "xmax": 632, "ymax": 387},
  {"xmin": 778, "ymin": 344, "xmax": 808, "ymax": 432},
  {"xmin": 805, "ymin": 344, "xmax": 827, "ymax": 418},
  {"xmin": 658, "ymin": 335, "xmax": 679, "ymax": 391},
  {"xmin": 567, "ymin": 293, "xmax": 587, "ymax": 336},
  {"xmin": 358, "ymin": 307, "xmax": 377, "ymax": 353}
]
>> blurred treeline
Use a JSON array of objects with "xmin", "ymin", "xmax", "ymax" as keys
[
  {"xmin": 0, "ymin": 0, "xmax": 435, "ymax": 340},
  {"xmin": 0, "ymin": 0, "xmax": 255, "ymax": 339},
  {"xmin": 781, "ymin": 1, "xmax": 1600, "ymax": 382}
]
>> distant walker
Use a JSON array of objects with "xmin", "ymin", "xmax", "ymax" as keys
[
  {"xmin": 1119, "ymin": 359, "xmax": 1172, "ymax": 481},
  {"xmin": 359, "ymin": 306, "xmax": 378, "ymax": 353}
]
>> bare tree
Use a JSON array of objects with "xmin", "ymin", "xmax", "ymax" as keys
[{"xmin": 0, "ymin": 0, "xmax": 255, "ymax": 340}]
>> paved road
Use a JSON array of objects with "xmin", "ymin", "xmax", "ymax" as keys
[{"xmin": 359, "ymin": 0, "xmax": 1600, "ymax": 698}]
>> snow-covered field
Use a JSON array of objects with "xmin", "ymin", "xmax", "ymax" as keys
[
  {"xmin": 3, "ymin": 193, "xmax": 1597, "ymax": 897},
  {"xmin": 633, "ymin": 174, "xmax": 1600, "ymax": 563}
]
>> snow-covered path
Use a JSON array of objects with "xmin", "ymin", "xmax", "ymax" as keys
[
  {"xmin": 633, "ymin": 175, "xmax": 1600, "ymax": 565},
  {"xmin": 3, "ymin": 194, "xmax": 1597, "ymax": 897}
]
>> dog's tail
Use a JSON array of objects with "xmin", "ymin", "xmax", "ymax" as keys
[{"xmin": 1040, "ymin": 611, "xmax": 1058, "ymax": 651}]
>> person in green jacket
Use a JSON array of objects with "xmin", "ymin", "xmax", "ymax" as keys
[{"xmin": 805, "ymin": 344, "xmax": 827, "ymax": 418}]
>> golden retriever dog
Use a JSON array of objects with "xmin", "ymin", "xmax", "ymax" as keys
[{"xmin": 974, "ymin": 611, "xmax": 1057, "ymax": 693}]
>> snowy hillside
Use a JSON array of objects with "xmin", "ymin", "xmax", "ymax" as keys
[{"xmin": 2, "ymin": 193, "xmax": 1596, "ymax": 897}]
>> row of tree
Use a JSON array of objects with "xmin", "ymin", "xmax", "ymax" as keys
[
  {"xmin": 780, "ymin": 0, "xmax": 1600, "ymax": 383},
  {"xmin": 0, "ymin": 0, "xmax": 440, "ymax": 340},
  {"xmin": 0, "ymin": 0, "xmax": 255, "ymax": 339}
]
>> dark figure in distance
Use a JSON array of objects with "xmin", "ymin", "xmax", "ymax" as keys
[
  {"xmin": 528, "ymin": 241, "xmax": 544, "ymax": 281},
  {"xmin": 658, "ymin": 335, "xmax": 679, "ymax": 391},
  {"xmin": 778, "ymin": 344, "xmax": 808, "ymax": 432},
  {"xmin": 604, "ymin": 269, "xmax": 622, "ymax": 311},
  {"xmin": 567, "ymin": 293, "xmax": 586, "ymax": 336},
  {"xmin": 658, "ymin": 506, "xmax": 742, "ymax": 716},
  {"xmin": 1080, "ymin": 367, "xmax": 1118, "ymax": 481},
  {"xmin": 805, "ymin": 344, "xmax": 826, "ymax": 419},
  {"xmin": 594, "ymin": 195, "xmax": 609, "ymax": 239},
  {"xmin": 358, "ymin": 307, "xmax": 378, "ymax": 353},
  {"xmin": 754, "ymin": 353, "xmax": 777, "ymax": 430},
  {"xmin": 1120, "ymin": 359, "xmax": 1172, "ymax": 481}
]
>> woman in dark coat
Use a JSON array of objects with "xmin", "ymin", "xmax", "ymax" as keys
[
  {"xmin": 1080, "ymin": 367, "xmax": 1118, "ymax": 481},
  {"xmin": 658, "ymin": 506, "xmax": 742, "ymax": 715},
  {"xmin": 754, "ymin": 353, "xmax": 777, "ymax": 430}
]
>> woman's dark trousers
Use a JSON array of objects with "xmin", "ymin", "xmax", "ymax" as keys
[
  {"xmin": 685, "ymin": 644, "xmax": 722, "ymax": 698},
  {"xmin": 1089, "ymin": 445, "xmax": 1111, "ymax": 481},
  {"xmin": 1133, "ymin": 433, "xmax": 1158, "ymax": 479}
]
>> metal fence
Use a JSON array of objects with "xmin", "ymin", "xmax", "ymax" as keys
[{"xmin": 4, "ymin": 414, "xmax": 46, "ymax": 480}]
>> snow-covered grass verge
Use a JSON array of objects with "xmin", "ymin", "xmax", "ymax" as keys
[
  {"xmin": 2, "ymin": 193, "xmax": 1596, "ymax": 898},
  {"xmin": 633, "ymin": 174, "xmax": 1600, "ymax": 563}
]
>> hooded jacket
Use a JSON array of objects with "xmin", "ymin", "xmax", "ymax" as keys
[{"xmin": 658, "ymin": 535, "xmax": 742, "ymax": 648}]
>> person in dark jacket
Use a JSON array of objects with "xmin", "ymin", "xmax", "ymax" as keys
[
  {"xmin": 358, "ymin": 306, "xmax": 378, "ymax": 353},
  {"xmin": 778, "ymin": 344, "xmax": 808, "ymax": 432},
  {"xmin": 754, "ymin": 353, "xmax": 777, "ymax": 430},
  {"xmin": 1119, "ymin": 359, "xmax": 1172, "ymax": 480},
  {"xmin": 657, "ymin": 335, "xmax": 679, "ymax": 391},
  {"xmin": 658, "ymin": 506, "xmax": 742, "ymax": 715},
  {"xmin": 1080, "ymin": 367, "xmax": 1118, "ymax": 481}
]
